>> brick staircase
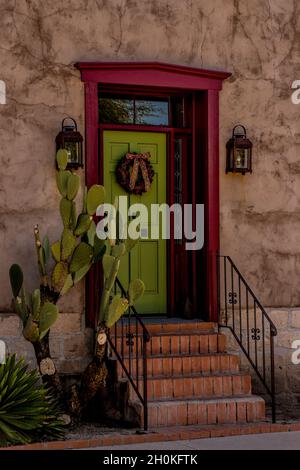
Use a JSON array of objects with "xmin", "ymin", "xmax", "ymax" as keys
[{"xmin": 115, "ymin": 321, "xmax": 265, "ymax": 428}]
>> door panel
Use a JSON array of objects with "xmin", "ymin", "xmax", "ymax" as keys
[{"xmin": 103, "ymin": 130, "xmax": 167, "ymax": 314}]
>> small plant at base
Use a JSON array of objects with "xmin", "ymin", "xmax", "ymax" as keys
[{"xmin": 0, "ymin": 355, "xmax": 65, "ymax": 446}]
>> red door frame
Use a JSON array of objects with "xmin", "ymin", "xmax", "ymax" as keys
[{"xmin": 76, "ymin": 62, "xmax": 231, "ymax": 325}]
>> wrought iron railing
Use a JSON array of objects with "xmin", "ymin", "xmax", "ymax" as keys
[
  {"xmin": 217, "ymin": 255, "xmax": 277, "ymax": 422},
  {"xmin": 107, "ymin": 277, "xmax": 151, "ymax": 431}
]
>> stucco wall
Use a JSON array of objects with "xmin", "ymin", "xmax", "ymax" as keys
[
  {"xmin": 1, "ymin": 0, "xmax": 300, "ymax": 311},
  {"xmin": 1, "ymin": 1, "xmax": 300, "ymax": 395}
]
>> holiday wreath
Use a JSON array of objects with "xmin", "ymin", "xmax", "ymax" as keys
[{"xmin": 115, "ymin": 152, "xmax": 154, "ymax": 195}]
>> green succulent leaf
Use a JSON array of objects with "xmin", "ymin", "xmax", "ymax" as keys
[
  {"xmin": 93, "ymin": 236, "xmax": 106, "ymax": 263},
  {"xmin": 112, "ymin": 242, "xmax": 126, "ymax": 258},
  {"xmin": 23, "ymin": 315, "xmax": 39, "ymax": 342},
  {"xmin": 74, "ymin": 213, "xmax": 92, "ymax": 236},
  {"xmin": 51, "ymin": 261, "xmax": 68, "ymax": 292},
  {"xmin": 125, "ymin": 237, "xmax": 138, "ymax": 252},
  {"xmin": 60, "ymin": 274, "xmax": 73, "ymax": 295},
  {"xmin": 86, "ymin": 220, "xmax": 96, "ymax": 246},
  {"xmin": 70, "ymin": 202, "xmax": 77, "ymax": 231},
  {"xmin": 60, "ymin": 198, "xmax": 72, "ymax": 229},
  {"xmin": 87, "ymin": 185, "xmax": 105, "ymax": 215},
  {"xmin": 56, "ymin": 149, "xmax": 68, "ymax": 170},
  {"xmin": 70, "ymin": 242, "xmax": 94, "ymax": 273},
  {"xmin": 9, "ymin": 264, "xmax": 23, "ymax": 298},
  {"xmin": 102, "ymin": 254, "xmax": 115, "ymax": 280},
  {"xmin": 73, "ymin": 263, "xmax": 91, "ymax": 284},
  {"xmin": 13, "ymin": 297, "xmax": 27, "ymax": 324},
  {"xmin": 51, "ymin": 241, "xmax": 61, "ymax": 263},
  {"xmin": 39, "ymin": 302, "xmax": 58, "ymax": 333},
  {"xmin": 42, "ymin": 236, "xmax": 50, "ymax": 266},
  {"xmin": 83, "ymin": 186, "xmax": 88, "ymax": 213},
  {"xmin": 56, "ymin": 170, "xmax": 71, "ymax": 197},
  {"xmin": 106, "ymin": 294, "xmax": 129, "ymax": 328},
  {"xmin": 128, "ymin": 279, "xmax": 145, "ymax": 306},
  {"xmin": 61, "ymin": 229, "xmax": 76, "ymax": 261},
  {"xmin": 0, "ymin": 355, "xmax": 64, "ymax": 445},
  {"xmin": 32, "ymin": 289, "xmax": 41, "ymax": 320},
  {"xmin": 67, "ymin": 173, "xmax": 80, "ymax": 201}
]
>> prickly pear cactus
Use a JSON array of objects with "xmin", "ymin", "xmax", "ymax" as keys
[
  {"xmin": 98, "ymin": 236, "xmax": 145, "ymax": 331},
  {"xmin": 8, "ymin": 149, "xmax": 107, "ymax": 347}
]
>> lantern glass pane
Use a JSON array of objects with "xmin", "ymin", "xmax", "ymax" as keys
[
  {"xmin": 64, "ymin": 141, "xmax": 79, "ymax": 164},
  {"xmin": 234, "ymin": 148, "xmax": 248, "ymax": 169}
]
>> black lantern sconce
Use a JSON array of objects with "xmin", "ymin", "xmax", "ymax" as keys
[
  {"xmin": 226, "ymin": 125, "xmax": 252, "ymax": 175},
  {"xmin": 55, "ymin": 117, "xmax": 83, "ymax": 169}
]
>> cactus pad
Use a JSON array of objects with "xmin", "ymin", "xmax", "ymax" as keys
[
  {"xmin": 60, "ymin": 274, "xmax": 73, "ymax": 295},
  {"xmin": 112, "ymin": 243, "xmax": 126, "ymax": 258},
  {"xmin": 128, "ymin": 279, "xmax": 145, "ymax": 306},
  {"xmin": 74, "ymin": 213, "xmax": 92, "ymax": 236},
  {"xmin": 70, "ymin": 242, "xmax": 93, "ymax": 273},
  {"xmin": 51, "ymin": 241, "xmax": 61, "ymax": 262},
  {"xmin": 42, "ymin": 236, "xmax": 50, "ymax": 266},
  {"xmin": 70, "ymin": 202, "xmax": 77, "ymax": 231},
  {"xmin": 32, "ymin": 289, "xmax": 41, "ymax": 320},
  {"xmin": 87, "ymin": 185, "xmax": 105, "ymax": 215},
  {"xmin": 93, "ymin": 236, "xmax": 106, "ymax": 263},
  {"xmin": 56, "ymin": 170, "xmax": 71, "ymax": 197},
  {"xmin": 9, "ymin": 264, "xmax": 23, "ymax": 298},
  {"xmin": 51, "ymin": 261, "xmax": 68, "ymax": 292},
  {"xmin": 125, "ymin": 238, "xmax": 138, "ymax": 252},
  {"xmin": 56, "ymin": 149, "xmax": 68, "ymax": 170},
  {"xmin": 67, "ymin": 173, "xmax": 80, "ymax": 201},
  {"xmin": 86, "ymin": 220, "xmax": 96, "ymax": 246},
  {"xmin": 106, "ymin": 294, "xmax": 129, "ymax": 328},
  {"xmin": 102, "ymin": 254, "xmax": 115, "ymax": 280},
  {"xmin": 23, "ymin": 315, "xmax": 40, "ymax": 342},
  {"xmin": 73, "ymin": 263, "xmax": 91, "ymax": 284},
  {"xmin": 60, "ymin": 198, "xmax": 72, "ymax": 228},
  {"xmin": 61, "ymin": 229, "xmax": 76, "ymax": 260},
  {"xmin": 39, "ymin": 302, "xmax": 59, "ymax": 333}
]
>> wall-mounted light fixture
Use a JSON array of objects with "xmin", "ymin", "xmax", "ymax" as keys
[
  {"xmin": 55, "ymin": 117, "xmax": 83, "ymax": 169},
  {"xmin": 226, "ymin": 125, "xmax": 252, "ymax": 175}
]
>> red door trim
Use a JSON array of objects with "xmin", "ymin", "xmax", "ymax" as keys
[
  {"xmin": 206, "ymin": 90, "xmax": 220, "ymax": 322},
  {"xmin": 76, "ymin": 62, "xmax": 231, "ymax": 326}
]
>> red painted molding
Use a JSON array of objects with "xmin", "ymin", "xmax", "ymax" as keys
[
  {"xmin": 75, "ymin": 61, "xmax": 231, "ymax": 91},
  {"xmin": 76, "ymin": 61, "xmax": 231, "ymax": 80},
  {"xmin": 78, "ymin": 61, "xmax": 231, "ymax": 323}
]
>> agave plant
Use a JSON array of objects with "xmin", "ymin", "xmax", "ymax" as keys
[{"xmin": 0, "ymin": 355, "xmax": 64, "ymax": 446}]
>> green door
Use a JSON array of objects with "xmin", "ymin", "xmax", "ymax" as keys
[{"xmin": 103, "ymin": 130, "xmax": 167, "ymax": 314}]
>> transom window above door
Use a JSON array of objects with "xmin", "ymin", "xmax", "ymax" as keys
[{"xmin": 99, "ymin": 92, "xmax": 191, "ymax": 128}]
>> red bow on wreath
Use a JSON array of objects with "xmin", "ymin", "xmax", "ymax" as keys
[{"xmin": 126, "ymin": 152, "xmax": 151, "ymax": 192}]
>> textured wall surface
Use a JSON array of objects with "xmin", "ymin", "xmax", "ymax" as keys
[
  {"xmin": 1, "ymin": 0, "xmax": 300, "ymax": 311},
  {"xmin": 1, "ymin": 1, "xmax": 300, "ymax": 389}
]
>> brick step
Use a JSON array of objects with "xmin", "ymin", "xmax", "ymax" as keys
[
  {"xmin": 129, "ymin": 395, "xmax": 265, "ymax": 427},
  {"xmin": 115, "ymin": 332, "xmax": 227, "ymax": 355},
  {"xmin": 116, "ymin": 321, "xmax": 217, "ymax": 335},
  {"xmin": 129, "ymin": 373, "xmax": 252, "ymax": 400},
  {"xmin": 116, "ymin": 353, "xmax": 239, "ymax": 377}
]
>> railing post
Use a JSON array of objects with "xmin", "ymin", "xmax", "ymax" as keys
[
  {"xmin": 218, "ymin": 255, "xmax": 277, "ymax": 423},
  {"xmin": 270, "ymin": 331, "xmax": 276, "ymax": 423},
  {"xmin": 217, "ymin": 252, "xmax": 220, "ymax": 323},
  {"xmin": 142, "ymin": 331, "xmax": 148, "ymax": 431}
]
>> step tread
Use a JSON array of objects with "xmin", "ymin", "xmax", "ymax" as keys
[
  {"xmin": 131, "ymin": 394, "xmax": 265, "ymax": 407},
  {"xmin": 136, "ymin": 371, "xmax": 249, "ymax": 380},
  {"xmin": 112, "ymin": 352, "xmax": 238, "ymax": 360},
  {"xmin": 114, "ymin": 330, "xmax": 221, "ymax": 338}
]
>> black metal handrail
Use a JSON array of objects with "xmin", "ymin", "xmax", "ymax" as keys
[
  {"xmin": 107, "ymin": 277, "xmax": 151, "ymax": 431},
  {"xmin": 217, "ymin": 255, "xmax": 277, "ymax": 422}
]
